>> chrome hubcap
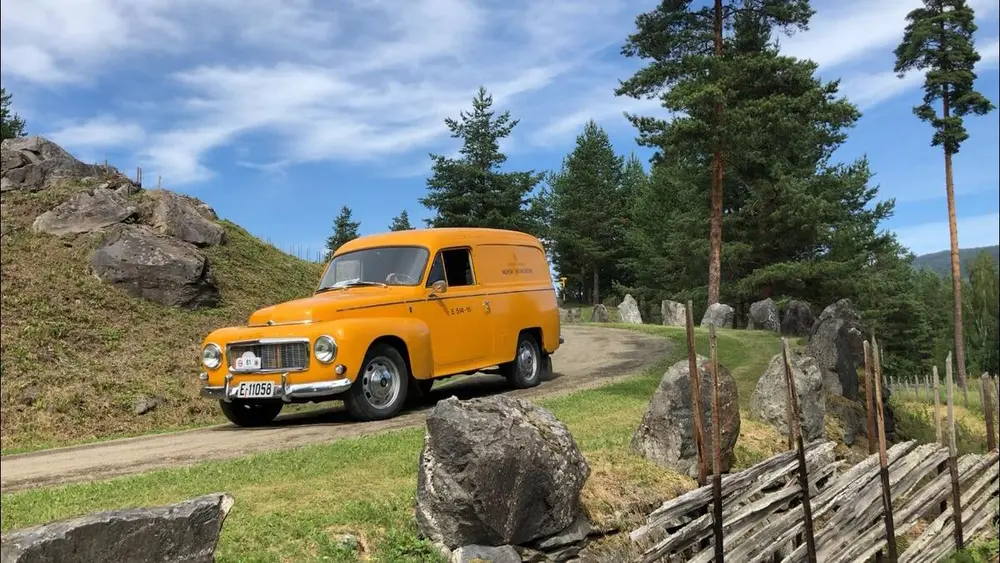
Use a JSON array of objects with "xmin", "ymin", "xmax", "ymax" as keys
[
  {"xmin": 518, "ymin": 341, "xmax": 538, "ymax": 381},
  {"xmin": 362, "ymin": 357, "xmax": 399, "ymax": 409}
]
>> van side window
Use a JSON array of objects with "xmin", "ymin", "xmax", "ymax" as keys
[
  {"xmin": 442, "ymin": 248, "xmax": 475, "ymax": 287},
  {"xmin": 426, "ymin": 253, "xmax": 445, "ymax": 286}
]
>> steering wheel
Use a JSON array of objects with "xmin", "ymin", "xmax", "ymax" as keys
[{"xmin": 386, "ymin": 272, "xmax": 418, "ymax": 285}]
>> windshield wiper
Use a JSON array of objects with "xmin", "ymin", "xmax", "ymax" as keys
[{"xmin": 343, "ymin": 280, "xmax": 388, "ymax": 288}]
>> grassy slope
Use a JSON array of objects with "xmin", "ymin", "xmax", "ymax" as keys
[{"xmin": 0, "ymin": 183, "xmax": 324, "ymax": 451}]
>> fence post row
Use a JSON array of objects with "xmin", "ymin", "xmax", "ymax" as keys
[
  {"xmin": 782, "ymin": 337, "xmax": 817, "ymax": 563},
  {"xmin": 871, "ymin": 338, "xmax": 899, "ymax": 562},
  {"xmin": 945, "ymin": 352, "xmax": 965, "ymax": 551},
  {"xmin": 709, "ymin": 325, "xmax": 724, "ymax": 563},
  {"xmin": 684, "ymin": 300, "xmax": 708, "ymax": 488}
]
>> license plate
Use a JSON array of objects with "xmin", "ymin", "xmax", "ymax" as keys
[{"xmin": 235, "ymin": 381, "xmax": 274, "ymax": 399}]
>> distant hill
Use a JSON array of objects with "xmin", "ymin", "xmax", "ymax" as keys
[{"xmin": 912, "ymin": 245, "xmax": 1000, "ymax": 278}]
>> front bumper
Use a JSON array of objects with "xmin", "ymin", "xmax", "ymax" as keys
[{"xmin": 201, "ymin": 372, "xmax": 352, "ymax": 403}]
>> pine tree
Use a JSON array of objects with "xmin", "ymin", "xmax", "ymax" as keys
[
  {"xmin": 1, "ymin": 87, "xmax": 27, "ymax": 141},
  {"xmin": 964, "ymin": 251, "xmax": 999, "ymax": 376},
  {"xmin": 893, "ymin": 0, "xmax": 996, "ymax": 388},
  {"xmin": 420, "ymin": 86, "xmax": 544, "ymax": 235},
  {"xmin": 616, "ymin": 0, "xmax": 812, "ymax": 306},
  {"xmin": 326, "ymin": 206, "xmax": 360, "ymax": 258},
  {"xmin": 389, "ymin": 210, "xmax": 412, "ymax": 231}
]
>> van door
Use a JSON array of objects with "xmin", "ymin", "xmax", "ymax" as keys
[{"xmin": 421, "ymin": 247, "xmax": 493, "ymax": 373}]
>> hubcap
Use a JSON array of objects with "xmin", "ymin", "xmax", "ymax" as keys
[
  {"xmin": 361, "ymin": 357, "xmax": 400, "ymax": 409},
  {"xmin": 518, "ymin": 341, "xmax": 538, "ymax": 381}
]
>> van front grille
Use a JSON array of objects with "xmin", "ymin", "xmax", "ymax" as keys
[{"xmin": 228, "ymin": 341, "xmax": 309, "ymax": 372}]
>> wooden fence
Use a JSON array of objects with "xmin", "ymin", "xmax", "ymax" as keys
[{"xmin": 631, "ymin": 302, "xmax": 1000, "ymax": 562}]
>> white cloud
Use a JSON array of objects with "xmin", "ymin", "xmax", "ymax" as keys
[
  {"xmin": 893, "ymin": 212, "xmax": 1000, "ymax": 255},
  {"xmin": 46, "ymin": 115, "xmax": 145, "ymax": 149}
]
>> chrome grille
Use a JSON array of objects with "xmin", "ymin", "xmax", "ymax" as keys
[{"xmin": 228, "ymin": 340, "xmax": 309, "ymax": 372}]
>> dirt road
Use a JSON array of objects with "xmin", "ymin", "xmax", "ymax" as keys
[{"xmin": 0, "ymin": 325, "xmax": 670, "ymax": 492}]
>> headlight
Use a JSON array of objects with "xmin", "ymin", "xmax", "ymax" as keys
[
  {"xmin": 201, "ymin": 343, "xmax": 222, "ymax": 369},
  {"xmin": 314, "ymin": 335, "xmax": 337, "ymax": 364}
]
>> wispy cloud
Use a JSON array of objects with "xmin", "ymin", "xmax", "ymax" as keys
[
  {"xmin": 893, "ymin": 212, "xmax": 1000, "ymax": 255},
  {"xmin": 46, "ymin": 115, "xmax": 145, "ymax": 149}
]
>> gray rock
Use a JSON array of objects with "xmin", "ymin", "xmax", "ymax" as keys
[
  {"xmin": 451, "ymin": 545, "xmax": 520, "ymax": 563},
  {"xmin": 617, "ymin": 294, "xmax": 643, "ymax": 324},
  {"xmin": 750, "ymin": 351, "xmax": 826, "ymax": 441},
  {"xmin": 531, "ymin": 514, "xmax": 592, "ymax": 551},
  {"xmin": 132, "ymin": 395, "xmax": 164, "ymax": 416},
  {"xmin": 415, "ymin": 395, "xmax": 590, "ymax": 549},
  {"xmin": 91, "ymin": 224, "xmax": 221, "ymax": 309},
  {"xmin": 827, "ymin": 395, "xmax": 867, "ymax": 446},
  {"xmin": 1, "ymin": 136, "xmax": 112, "ymax": 192},
  {"xmin": 700, "ymin": 303, "xmax": 734, "ymax": 329},
  {"xmin": 31, "ymin": 188, "xmax": 136, "ymax": 237},
  {"xmin": 18, "ymin": 386, "xmax": 40, "ymax": 407},
  {"xmin": 145, "ymin": 190, "xmax": 226, "ymax": 247},
  {"xmin": 631, "ymin": 355, "xmax": 741, "ymax": 479},
  {"xmin": 0, "ymin": 493, "xmax": 233, "ymax": 563},
  {"xmin": 661, "ymin": 300, "xmax": 686, "ymax": 327},
  {"xmin": 806, "ymin": 299, "xmax": 865, "ymax": 399},
  {"xmin": 589, "ymin": 304, "xmax": 609, "ymax": 323},
  {"xmin": 747, "ymin": 298, "xmax": 780, "ymax": 332},
  {"xmin": 780, "ymin": 300, "xmax": 814, "ymax": 337},
  {"xmin": 332, "ymin": 533, "xmax": 359, "ymax": 551},
  {"xmin": 560, "ymin": 308, "xmax": 582, "ymax": 323}
]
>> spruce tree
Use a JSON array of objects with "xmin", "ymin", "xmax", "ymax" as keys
[
  {"xmin": 389, "ymin": 210, "xmax": 412, "ymax": 231},
  {"xmin": 1, "ymin": 87, "xmax": 27, "ymax": 141},
  {"xmin": 893, "ymin": 0, "xmax": 996, "ymax": 388},
  {"xmin": 420, "ymin": 86, "xmax": 544, "ymax": 235},
  {"xmin": 326, "ymin": 206, "xmax": 360, "ymax": 258}
]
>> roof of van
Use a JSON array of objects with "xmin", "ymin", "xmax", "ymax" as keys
[{"xmin": 334, "ymin": 227, "xmax": 543, "ymax": 256}]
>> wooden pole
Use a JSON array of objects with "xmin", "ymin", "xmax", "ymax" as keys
[
  {"xmin": 945, "ymin": 351, "xmax": 964, "ymax": 550},
  {"xmin": 863, "ymin": 341, "xmax": 878, "ymax": 456},
  {"xmin": 871, "ymin": 338, "xmax": 898, "ymax": 562},
  {"xmin": 981, "ymin": 374, "xmax": 996, "ymax": 452},
  {"xmin": 685, "ymin": 300, "xmax": 708, "ymax": 487},
  {"xmin": 782, "ymin": 338, "xmax": 817, "ymax": 563},
  {"xmin": 932, "ymin": 364, "xmax": 948, "ymax": 519},
  {"xmin": 709, "ymin": 325, "xmax": 724, "ymax": 563}
]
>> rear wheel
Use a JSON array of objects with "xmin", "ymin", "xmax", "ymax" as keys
[
  {"xmin": 220, "ymin": 400, "xmax": 283, "ymax": 427},
  {"xmin": 502, "ymin": 332, "xmax": 544, "ymax": 389},
  {"xmin": 345, "ymin": 343, "xmax": 410, "ymax": 421}
]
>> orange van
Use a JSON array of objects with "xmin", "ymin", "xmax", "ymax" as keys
[{"xmin": 198, "ymin": 227, "xmax": 562, "ymax": 426}]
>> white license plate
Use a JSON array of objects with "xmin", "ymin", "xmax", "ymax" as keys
[{"xmin": 235, "ymin": 381, "xmax": 274, "ymax": 399}]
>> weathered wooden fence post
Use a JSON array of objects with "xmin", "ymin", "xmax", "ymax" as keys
[
  {"xmin": 782, "ymin": 337, "xmax": 817, "ymax": 563},
  {"xmin": 933, "ymin": 366, "xmax": 943, "ymax": 444},
  {"xmin": 872, "ymin": 338, "xmax": 898, "ymax": 562},
  {"xmin": 945, "ymin": 351, "xmax": 964, "ymax": 551},
  {"xmin": 863, "ymin": 342, "xmax": 877, "ymax": 456},
  {"xmin": 685, "ymin": 300, "xmax": 708, "ymax": 487},
  {"xmin": 708, "ymin": 325, "xmax": 724, "ymax": 563},
  {"xmin": 915, "ymin": 374, "xmax": 922, "ymax": 402},
  {"xmin": 981, "ymin": 374, "xmax": 996, "ymax": 453}
]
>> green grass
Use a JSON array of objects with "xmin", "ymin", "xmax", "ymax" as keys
[
  {"xmin": 0, "ymin": 181, "xmax": 324, "ymax": 452},
  {"xmin": 0, "ymin": 325, "xmax": 788, "ymax": 562}
]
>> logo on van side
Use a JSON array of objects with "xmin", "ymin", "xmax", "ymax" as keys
[{"xmin": 501, "ymin": 267, "xmax": 533, "ymax": 275}]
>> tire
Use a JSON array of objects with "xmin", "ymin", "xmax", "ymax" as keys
[
  {"xmin": 345, "ymin": 343, "xmax": 410, "ymax": 421},
  {"xmin": 502, "ymin": 332, "xmax": 544, "ymax": 389},
  {"xmin": 219, "ymin": 400, "xmax": 283, "ymax": 427}
]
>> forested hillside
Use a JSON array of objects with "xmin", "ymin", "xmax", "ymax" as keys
[{"xmin": 912, "ymin": 245, "xmax": 1000, "ymax": 278}]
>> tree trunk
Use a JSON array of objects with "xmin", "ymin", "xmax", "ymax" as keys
[
  {"xmin": 592, "ymin": 266, "xmax": 600, "ymax": 305},
  {"xmin": 707, "ymin": 0, "xmax": 725, "ymax": 307},
  {"xmin": 943, "ymin": 92, "xmax": 969, "ymax": 390}
]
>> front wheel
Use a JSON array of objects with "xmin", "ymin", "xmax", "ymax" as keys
[
  {"xmin": 502, "ymin": 333, "xmax": 546, "ymax": 389},
  {"xmin": 345, "ymin": 343, "xmax": 410, "ymax": 421},
  {"xmin": 220, "ymin": 400, "xmax": 283, "ymax": 427}
]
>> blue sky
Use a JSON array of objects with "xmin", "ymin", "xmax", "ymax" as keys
[{"xmin": 2, "ymin": 0, "xmax": 998, "ymax": 262}]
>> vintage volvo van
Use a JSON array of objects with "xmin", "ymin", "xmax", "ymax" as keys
[{"xmin": 198, "ymin": 227, "xmax": 562, "ymax": 426}]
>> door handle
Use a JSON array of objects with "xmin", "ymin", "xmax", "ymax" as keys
[{"xmin": 483, "ymin": 300, "xmax": 491, "ymax": 313}]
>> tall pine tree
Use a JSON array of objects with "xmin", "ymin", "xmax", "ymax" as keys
[
  {"xmin": 389, "ymin": 210, "xmax": 412, "ymax": 231},
  {"xmin": 326, "ymin": 205, "xmax": 360, "ymax": 259},
  {"xmin": 893, "ymin": 0, "xmax": 996, "ymax": 388},
  {"xmin": 1, "ymin": 87, "xmax": 27, "ymax": 141},
  {"xmin": 420, "ymin": 86, "xmax": 544, "ymax": 235}
]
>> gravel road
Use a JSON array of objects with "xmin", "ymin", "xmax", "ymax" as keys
[{"xmin": 0, "ymin": 325, "xmax": 670, "ymax": 492}]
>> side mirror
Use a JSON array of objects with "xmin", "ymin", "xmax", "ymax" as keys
[{"xmin": 429, "ymin": 279, "xmax": 448, "ymax": 297}]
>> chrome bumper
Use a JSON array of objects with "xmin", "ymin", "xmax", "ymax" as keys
[{"xmin": 201, "ymin": 372, "xmax": 352, "ymax": 403}]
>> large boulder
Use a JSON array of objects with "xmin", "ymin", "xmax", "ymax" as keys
[
  {"xmin": 750, "ymin": 351, "xmax": 826, "ymax": 441},
  {"xmin": 90, "ymin": 224, "xmax": 221, "ymax": 309},
  {"xmin": 780, "ymin": 300, "xmax": 814, "ymax": 337},
  {"xmin": 617, "ymin": 294, "xmax": 642, "ymax": 324},
  {"xmin": 31, "ymin": 188, "xmax": 136, "ymax": 237},
  {"xmin": 661, "ymin": 300, "xmax": 686, "ymax": 327},
  {"xmin": 415, "ymin": 395, "xmax": 590, "ymax": 549},
  {"xmin": 590, "ymin": 304, "xmax": 610, "ymax": 323},
  {"xmin": 1, "ymin": 136, "xmax": 110, "ymax": 192},
  {"xmin": 0, "ymin": 493, "xmax": 233, "ymax": 562},
  {"xmin": 700, "ymin": 303, "xmax": 734, "ymax": 329},
  {"xmin": 806, "ymin": 299, "xmax": 865, "ymax": 399},
  {"xmin": 144, "ymin": 190, "xmax": 226, "ymax": 247},
  {"xmin": 631, "ymin": 355, "xmax": 741, "ymax": 478},
  {"xmin": 747, "ymin": 298, "xmax": 780, "ymax": 332},
  {"xmin": 560, "ymin": 308, "xmax": 582, "ymax": 323}
]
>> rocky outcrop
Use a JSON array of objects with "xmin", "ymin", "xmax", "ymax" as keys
[
  {"xmin": 747, "ymin": 298, "xmax": 780, "ymax": 332},
  {"xmin": 0, "ymin": 493, "xmax": 233, "ymax": 562},
  {"xmin": 617, "ymin": 294, "xmax": 642, "ymax": 324},
  {"xmin": 590, "ymin": 304, "xmax": 610, "ymax": 323},
  {"xmin": 91, "ymin": 225, "xmax": 221, "ymax": 309},
  {"xmin": 700, "ymin": 303, "xmax": 734, "ymax": 329},
  {"xmin": 1, "ymin": 136, "xmax": 111, "ymax": 192},
  {"xmin": 780, "ymin": 300, "xmax": 814, "ymax": 337},
  {"xmin": 31, "ymin": 188, "xmax": 136, "ymax": 237},
  {"xmin": 661, "ymin": 300, "xmax": 686, "ymax": 327},
  {"xmin": 631, "ymin": 355, "xmax": 741, "ymax": 478},
  {"xmin": 750, "ymin": 351, "xmax": 826, "ymax": 441},
  {"xmin": 450, "ymin": 545, "xmax": 521, "ymax": 563},
  {"xmin": 144, "ymin": 190, "xmax": 226, "ymax": 247},
  {"xmin": 827, "ymin": 394, "xmax": 867, "ymax": 447},
  {"xmin": 415, "ymin": 395, "xmax": 590, "ymax": 549},
  {"xmin": 807, "ymin": 299, "xmax": 865, "ymax": 399}
]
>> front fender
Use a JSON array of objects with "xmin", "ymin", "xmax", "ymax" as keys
[{"xmin": 325, "ymin": 317, "xmax": 433, "ymax": 381}]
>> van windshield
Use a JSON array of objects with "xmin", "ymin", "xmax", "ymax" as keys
[{"xmin": 317, "ymin": 246, "xmax": 429, "ymax": 290}]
